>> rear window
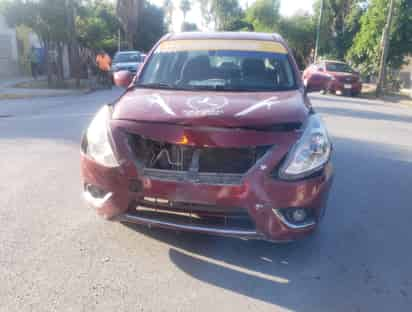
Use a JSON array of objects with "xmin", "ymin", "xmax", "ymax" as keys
[
  {"xmin": 138, "ymin": 39, "xmax": 297, "ymax": 92},
  {"xmin": 326, "ymin": 62, "xmax": 353, "ymax": 73},
  {"xmin": 114, "ymin": 52, "xmax": 141, "ymax": 63}
]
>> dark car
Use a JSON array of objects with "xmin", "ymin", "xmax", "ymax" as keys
[
  {"xmin": 303, "ymin": 60, "xmax": 362, "ymax": 96},
  {"xmin": 81, "ymin": 32, "xmax": 334, "ymax": 242},
  {"xmin": 111, "ymin": 51, "xmax": 144, "ymax": 74}
]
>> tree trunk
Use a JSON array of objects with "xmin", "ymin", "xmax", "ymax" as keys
[
  {"xmin": 56, "ymin": 43, "xmax": 65, "ymax": 86},
  {"xmin": 44, "ymin": 40, "xmax": 52, "ymax": 88},
  {"xmin": 66, "ymin": 0, "xmax": 81, "ymax": 88}
]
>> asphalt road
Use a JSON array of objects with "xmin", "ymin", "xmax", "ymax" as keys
[{"xmin": 1, "ymin": 89, "xmax": 412, "ymax": 312}]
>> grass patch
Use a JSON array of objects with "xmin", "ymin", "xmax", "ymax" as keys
[
  {"xmin": 359, "ymin": 83, "xmax": 412, "ymax": 106},
  {"xmin": 0, "ymin": 93, "xmax": 32, "ymax": 100}
]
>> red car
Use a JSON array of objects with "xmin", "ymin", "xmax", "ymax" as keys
[
  {"xmin": 81, "ymin": 32, "xmax": 334, "ymax": 242},
  {"xmin": 303, "ymin": 60, "xmax": 362, "ymax": 96}
]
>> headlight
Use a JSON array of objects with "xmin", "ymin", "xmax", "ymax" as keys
[
  {"xmin": 83, "ymin": 105, "xmax": 119, "ymax": 167},
  {"xmin": 279, "ymin": 114, "xmax": 331, "ymax": 180},
  {"xmin": 327, "ymin": 74, "xmax": 336, "ymax": 81}
]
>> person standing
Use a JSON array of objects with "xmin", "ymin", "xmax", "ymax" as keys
[
  {"xmin": 29, "ymin": 47, "xmax": 40, "ymax": 80},
  {"xmin": 95, "ymin": 51, "xmax": 112, "ymax": 88}
]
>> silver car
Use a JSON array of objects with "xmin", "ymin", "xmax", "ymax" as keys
[{"xmin": 111, "ymin": 51, "xmax": 144, "ymax": 74}]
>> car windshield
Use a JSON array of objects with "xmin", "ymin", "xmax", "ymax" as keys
[
  {"xmin": 137, "ymin": 40, "xmax": 296, "ymax": 92},
  {"xmin": 114, "ymin": 53, "xmax": 140, "ymax": 63},
  {"xmin": 326, "ymin": 62, "xmax": 353, "ymax": 73}
]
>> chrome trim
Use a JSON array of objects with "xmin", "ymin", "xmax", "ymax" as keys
[
  {"xmin": 272, "ymin": 209, "xmax": 316, "ymax": 230},
  {"xmin": 83, "ymin": 190, "xmax": 113, "ymax": 208},
  {"xmin": 116, "ymin": 212, "xmax": 260, "ymax": 238}
]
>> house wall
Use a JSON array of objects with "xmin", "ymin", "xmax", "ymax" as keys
[{"xmin": 0, "ymin": 15, "xmax": 19, "ymax": 77}]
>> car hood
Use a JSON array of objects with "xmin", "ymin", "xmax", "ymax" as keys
[{"xmin": 112, "ymin": 88, "xmax": 309, "ymax": 128}]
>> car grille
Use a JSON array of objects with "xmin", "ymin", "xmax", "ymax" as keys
[
  {"xmin": 128, "ymin": 133, "xmax": 272, "ymax": 184},
  {"xmin": 127, "ymin": 199, "xmax": 256, "ymax": 231}
]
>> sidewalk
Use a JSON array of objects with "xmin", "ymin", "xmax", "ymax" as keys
[{"xmin": 0, "ymin": 76, "xmax": 90, "ymax": 100}]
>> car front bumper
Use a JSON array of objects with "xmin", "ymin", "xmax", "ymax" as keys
[
  {"xmin": 81, "ymin": 120, "xmax": 334, "ymax": 242},
  {"xmin": 81, "ymin": 159, "xmax": 333, "ymax": 242}
]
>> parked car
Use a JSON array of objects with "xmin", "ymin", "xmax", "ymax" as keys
[
  {"xmin": 303, "ymin": 60, "xmax": 362, "ymax": 96},
  {"xmin": 111, "ymin": 51, "xmax": 144, "ymax": 74},
  {"xmin": 81, "ymin": 32, "xmax": 334, "ymax": 242}
]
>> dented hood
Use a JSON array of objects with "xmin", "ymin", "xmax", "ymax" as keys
[{"xmin": 112, "ymin": 88, "xmax": 309, "ymax": 128}]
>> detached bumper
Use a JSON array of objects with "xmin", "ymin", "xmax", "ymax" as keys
[{"xmin": 81, "ymin": 152, "xmax": 333, "ymax": 242}]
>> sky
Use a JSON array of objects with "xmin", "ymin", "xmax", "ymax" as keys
[{"xmin": 149, "ymin": 0, "xmax": 314, "ymax": 32}]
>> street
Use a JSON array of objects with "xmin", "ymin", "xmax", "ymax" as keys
[{"xmin": 1, "ymin": 89, "xmax": 412, "ymax": 312}]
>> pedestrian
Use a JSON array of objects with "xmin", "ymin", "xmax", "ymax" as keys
[
  {"xmin": 95, "ymin": 50, "xmax": 112, "ymax": 88},
  {"xmin": 29, "ymin": 47, "xmax": 40, "ymax": 80}
]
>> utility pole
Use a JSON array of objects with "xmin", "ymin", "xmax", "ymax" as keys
[
  {"xmin": 314, "ymin": 0, "xmax": 324, "ymax": 62},
  {"xmin": 118, "ymin": 29, "xmax": 121, "ymax": 52},
  {"xmin": 376, "ymin": 0, "xmax": 396, "ymax": 97}
]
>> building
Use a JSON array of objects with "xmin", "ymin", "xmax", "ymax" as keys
[{"xmin": 0, "ymin": 14, "xmax": 19, "ymax": 77}]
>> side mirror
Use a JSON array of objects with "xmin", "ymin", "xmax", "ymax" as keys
[{"xmin": 113, "ymin": 70, "xmax": 133, "ymax": 88}]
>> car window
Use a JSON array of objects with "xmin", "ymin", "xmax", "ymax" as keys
[
  {"xmin": 114, "ymin": 53, "xmax": 140, "ymax": 63},
  {"xmin": 326, "ymin": 62, "xmax": 353, "ymax": 73},
  {"xmin": 138, "ymin": 40, "xmax": 297, "ymax": 92}
]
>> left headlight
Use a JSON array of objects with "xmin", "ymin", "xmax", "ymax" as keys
[
  {"xmin": 278, "ymin": 114, "xmax": 331, "ymax": 180},
  {"xmin": 82, "ymin": 105, "xmax": 119, "ymax": 167}
]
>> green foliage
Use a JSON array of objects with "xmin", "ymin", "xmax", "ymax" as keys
[
  {"xmin": 245, "ymin": 0, "xmax": 280, "ymax": 32},
  {"xmin": 313, "ymin": 0, "xmax": 366, "ymax": 60},
  {"xmin": 76, "ymin": 1, "xmax": 120, "ymax": 54},
  {"xmin": 196, "ymin": 0, "xmax": 243, "ymax": 30},
  {"xmin": 3, "ymin": 0, "xmax": 69, "ymax": 44},
  {"xmin": 180, "ymin": 0, "xmax": 191, "ymax": 21},
  {"xmin": 181, "ymin": 22, "xmax": 199, "ymax": 31},
  {"xmin": 347, "ymin": 0, "xmax": 412, "ymax": 76},
  {"xmin": 278, "ymin": 13, "xmax": 316, "ymax": 69},
  {"xmin": 135, "ymin": 2, "xmax": 165, "ymax": 52}
]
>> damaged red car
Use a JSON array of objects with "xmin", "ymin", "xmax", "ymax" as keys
[{"xmin": 81, "ymin": 32, "xmax": 334, "ymax": 242}]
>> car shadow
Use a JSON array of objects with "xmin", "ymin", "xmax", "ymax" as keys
[{"xmin": 122, "ymin": 134, "xmax": 412, "ymax": 311}]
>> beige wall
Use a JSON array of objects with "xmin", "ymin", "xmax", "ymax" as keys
[{"xmin": 0, "ymin": 15, "xmax": 19, "ymax": 76}]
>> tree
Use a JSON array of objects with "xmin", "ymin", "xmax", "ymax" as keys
[
  {"xmin": 278, "ymin": 13, "xmax": 316, "ymax": 68},
  {"xmin": 135, "ymin": 2, "xmax": 165, "ymax": 51},
  {"xmin": 245, "ymin": 0, "xmax": 280, "ymax": 32},
  {"xmin": 198, "ymin": 0, "xmax": 213, "ymax": 29},
  {"xmin": 164, "ymin": 0, "xmax": 174, "ymax": 32},
  {"xmin": 181, "ymin": 22, "xmax": 198, "ymax": 31},
  {"xmin": 76, "ymin": 1, "xmax": 121, "ymax": 55},
  {"xmin": 3, "ymin": 0, "xmax": 70, "ymax": 86},
  {"xmin": 347, "ymin": 0, "xmax": 412, "ymax": 80},
  {"xmin": 117, "ymin": 0, "xmax": 143, "ymax": 49},
  {"xmin": 180, "ymin": 0, "xmax": 191, "ymax": 24},
  {"xmin": 313, "ymin": 0, "xmax": 366, "ymax": 60},
  {"xmin": 197, "ymin": 0, "xmax": 243, "ymax": 31}
]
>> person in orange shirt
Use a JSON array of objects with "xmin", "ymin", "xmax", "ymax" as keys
[{"xmin": 95, "ymin": 51, "xmax": 112, "ymax": 88}]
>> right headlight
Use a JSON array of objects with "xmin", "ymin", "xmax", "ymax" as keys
[{"xmin": 278, "ymin": 114, "xmax": 331, "ymax": 180}]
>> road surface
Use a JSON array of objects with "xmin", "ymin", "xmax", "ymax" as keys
[{"xmin": 1, "ymin": 89, "xmax": 411, "ymax": 312}]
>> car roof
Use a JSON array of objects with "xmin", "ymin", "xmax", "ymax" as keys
[{"xmin": 165, "ymin": 32, "xmax": 285, "ymax": 43}]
